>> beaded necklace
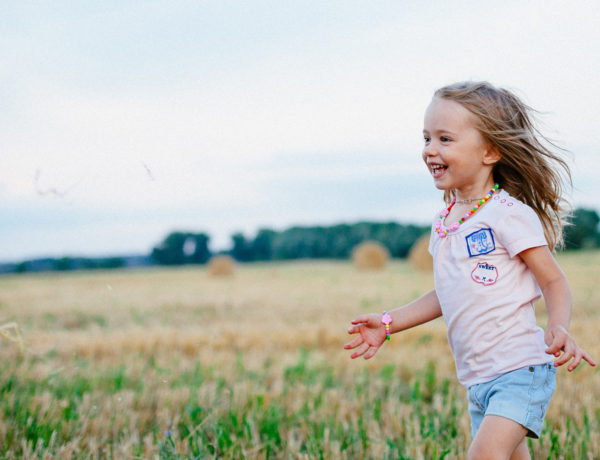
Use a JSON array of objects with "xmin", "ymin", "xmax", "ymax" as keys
[{"xmin": 434, "ymin": 184, "xmax": 499, "ymax": 238}]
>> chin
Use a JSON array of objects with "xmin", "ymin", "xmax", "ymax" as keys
[{"xmin": 433, "ymin": 180, "xmax": 452, "ymax": 191}]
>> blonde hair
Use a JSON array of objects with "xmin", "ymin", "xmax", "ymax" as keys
[{"xmin": 434, "ymin": 81, "xmax": 571, "ymax": 250}]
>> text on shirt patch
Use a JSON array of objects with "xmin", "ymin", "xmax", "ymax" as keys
[
  {"xmin": 465, "ymin": 228, "xmax": 495, "ymax": 257},
  {"xmin": 471, "ymin": 262, "xmax": 498, "ymax": 286}
]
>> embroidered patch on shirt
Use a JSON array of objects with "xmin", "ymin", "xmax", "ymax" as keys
[
  {"xmin": 465, "ymin": 228, "xmax": 496, "ymax": 257},
  {"xmin": 471, "ymin": 261, "xmax": 498, "ymax": 286}
]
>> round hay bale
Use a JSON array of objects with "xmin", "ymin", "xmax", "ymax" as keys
[
  {"xmin": 207, "ymin": 255, "xmax": 236, "ymax": 277},
  {"xmin": 408, "ymin": 234, "xmax": 433, "ymax": 271},
  {"xmin": 352, "ymin": 240, "xmax": 389, "ymax": 270}
]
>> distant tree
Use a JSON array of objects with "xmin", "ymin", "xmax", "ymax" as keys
[
  {"xmin": 151, "ymin": 232, "xmax": 211, "ymax": 265},
  {"xmin": 187, "ymin": 234, "xmax": 211, "ymax": 264},
  {"xmin": 231, "ymin": 233, "xmax": 254, "ymax": 262},
  {"xmin": 329, "ymin": 224, "xmax": 354, "ymax": 258},
  {"xmin": 98, "ymin": 257, "xmax": 126, "ymax": 269},
  {"xmin": 153, "ymin": 232, "xmax": 188, "ymax": 265},
  {"xmin": 252, "ymin": 229, "xmax": 276, "ymax": 261},
  {"xmin": 564, "ymin": 208, "xmax": 600, "ymax": 250},
  {"xmin": 82, "ymin": 258, "xmax": 99, "ymax": 270},
  {"xmin": 54, "ymin": 257, "xmax": 73, "ymax": 271},
  {"xmin": 15, "ymin": 262, "xmax": 29, "ymax": 273}
]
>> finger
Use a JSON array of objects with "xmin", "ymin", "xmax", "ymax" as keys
[
  {"xmin": 347, "ymin": 324, "xmax": 364, "ymax": 335},
  {"xmin": 545, "ymin": 338, "xmax": 562, "ymax": 356},
  {"xmin": 363, "ymin": 345, "xmax": 379, "ymax": 360},
  {"xmin": 343, "ymin": 336, "xmax": 363, "ymax": 350},
  {"xmin": 350, "ymin": 342, "xmax": 370, "ymax": 359},
  {"xmin": 351, "ymin": 315, "xmax": 373, "ymax": 325},
  {"xmin": 567, "ymin": 351, "xmax": 583, "ymax": 372},
  {"xmin": 582, "ymin": 350, "xmax": 596, "ymax": 367},
  {"xmin": 554, "ymin": 350, "xmax": 574, "ymax": 367}
]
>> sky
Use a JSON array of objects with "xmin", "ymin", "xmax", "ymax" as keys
[{"xmin": 2, "ymin": 1, "xmax": 600, "ymax": 263}]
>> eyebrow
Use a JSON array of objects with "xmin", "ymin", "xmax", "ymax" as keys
[{"xmin": 422, "ymin": 128, "xmax": 457, "ymax": 135}]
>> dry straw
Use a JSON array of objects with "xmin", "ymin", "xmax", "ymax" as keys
[
  {"xmin": 0, "ymin": 322, "xmax": 25, "ymax": 353},
  {"xmin": 409, "ymin": 235, "xmax": 433, "ymax": 272},
  {"xmin": 352, "ymin": 240, "xmax": 389, "ymax": 270},
  {"xmin": 207, "ymin": 255, "xmax": 236, "ymax": 277}
]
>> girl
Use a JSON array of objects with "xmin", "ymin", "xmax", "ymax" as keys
[{"xmin": 344, "ymin": 81, "xmax": 596, "ymax": 460}]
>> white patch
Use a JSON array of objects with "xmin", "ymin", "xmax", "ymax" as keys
[{"xmin": 471, "ymin": 261, "xmax": 498, "ymax": 286}]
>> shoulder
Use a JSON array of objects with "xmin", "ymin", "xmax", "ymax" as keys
[
  {"xmin": 492, "ymin": 190, "xmax": 547, "ymax": 256},
  {"xmin": 491, "ymin": 190, "xmax": 538, "ymax": 220}
]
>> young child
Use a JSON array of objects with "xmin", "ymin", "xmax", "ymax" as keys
[{"xmin": 344, "ymin": 81, "xmax": 596, "ymax": 460}]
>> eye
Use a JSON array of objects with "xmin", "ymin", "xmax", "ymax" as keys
[
  {"xmin": 440, "ymin": 136, "xmax": 451, "ymax": 142},
  {"xmin": 423, "ymin": 136, "xmax": 431, "ymax": 144}
]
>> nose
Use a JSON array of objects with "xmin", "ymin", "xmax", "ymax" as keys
[{"xmin": 422, "ymin": 141, "xmax": 437, "ymax": 161}]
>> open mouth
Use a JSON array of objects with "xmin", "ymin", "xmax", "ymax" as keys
[{"xmin": 430, "ymin": 164, "xmax": 447, "ymax": 179}]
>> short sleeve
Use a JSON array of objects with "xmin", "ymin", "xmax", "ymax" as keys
[
  {"xmin": 428, "ymin": 217, "xmax": 438, "ymax": 256},
  {"xmin": 494, "ymin": 205, "xmax": 547, "ymax": 258}
]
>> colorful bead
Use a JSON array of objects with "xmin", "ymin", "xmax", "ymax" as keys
[
  {"xmin": 433, "ymin": 184, "xmax": 499, "ymax": 239},
  {"xmin": 381, "ymin": 311, "xmax": 392, "ymax": 341}
]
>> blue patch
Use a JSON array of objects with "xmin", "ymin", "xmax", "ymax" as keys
[{"xmin": 465, "ymin": 228, "xmax": 496, "ymax": 257}]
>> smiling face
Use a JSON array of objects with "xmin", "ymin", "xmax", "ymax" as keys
[{"xmin": 422, "ymin": 97, "xmax": 500, "ymax": 198}]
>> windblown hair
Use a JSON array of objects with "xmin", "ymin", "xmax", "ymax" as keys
[{"xmin": 434, "ymin": 81, "xmax": 571, "ymax": 250}]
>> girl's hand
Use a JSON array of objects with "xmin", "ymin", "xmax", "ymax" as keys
[
  {"xmin": 343, "ymin": 314, "xmax": 388, "ymax": 360},
  {"xmin": 545, "ymin": 324, "xmax": 596, "ymax": 372}
]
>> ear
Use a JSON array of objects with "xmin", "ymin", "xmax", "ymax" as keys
[{"xmin": 483, "ymin": 145, "xmax": 501, "ymax": 165}]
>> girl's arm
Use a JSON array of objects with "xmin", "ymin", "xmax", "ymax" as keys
[
  {"xmin": 519, "ymin": 245, "xmax": 596, "ymax": 371},
  {"xmin": 344, "ymin": 289, "xmax": 442, "ymax": 360}
]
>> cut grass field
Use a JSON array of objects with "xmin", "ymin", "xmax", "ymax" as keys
[{"xmin": 0, "ymin": 251, "xmax": 599, "ymax": 459}]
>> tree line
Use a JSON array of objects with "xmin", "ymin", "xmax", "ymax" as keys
[
  {"xmin": 149, "ymin": 208, "xmax": 600, "ymax": 265},
  {"xmin": 151, "ymin": 222, "xmax": 430, "ymax": 266},
  {"xmin": 3, "ymin": 208, "xmax": 599, "ymax": 274}
]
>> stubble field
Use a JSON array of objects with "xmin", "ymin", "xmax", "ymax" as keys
[{"xmin": 0, "ymin": 251, "xmax": 599, "ymax": 459}]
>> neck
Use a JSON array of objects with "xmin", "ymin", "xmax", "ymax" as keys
[{"xmin": 454, "ymin": 181, "xmax": 497, "ymax": 202}]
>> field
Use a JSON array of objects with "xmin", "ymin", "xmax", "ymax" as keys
[{"xmin": 0, "ymin": 251, "xmax": 599, "ymax": 459}]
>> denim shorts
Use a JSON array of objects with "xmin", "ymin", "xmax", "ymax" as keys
[{"xmin": 467, "ymin": 363, "xmax": 557, "ymax": 439}]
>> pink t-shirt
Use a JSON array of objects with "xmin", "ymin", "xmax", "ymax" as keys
[{"xmin": 428, "ymin": 189, "xmax": 553, "ymax": 387}]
